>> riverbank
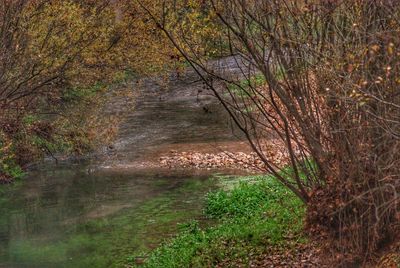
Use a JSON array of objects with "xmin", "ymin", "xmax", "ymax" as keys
[
  {"xmin": 131, "ymin": 175, "xmax": 326, "ymax": 268},
  {"xmin": 0, "ymin": 168, "xmax": 225, "ymax": 268},
  {"xmin": 134, "ymin": 175, "xmax": 400, "ymax": 268},
  {"xmin": 158, "ymin": 139, "xmax": 293, "ymax": 172}
]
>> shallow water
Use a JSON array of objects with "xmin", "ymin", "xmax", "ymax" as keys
[
  {"xmin": 0, "ymin": 167, "xmax": 220, "ymax": 268},
  {"xmin": 0, "ymin": 57, "xmax": 246, "ymax": 268}
]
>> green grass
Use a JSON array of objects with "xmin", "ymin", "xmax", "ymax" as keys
[
  {"xmin": 138, "ymin": 176, "xmax": 305, "ymax": 268},
  {"xmin": 0, "ymin": 158, "xmax": 25, "ymax": 180}
]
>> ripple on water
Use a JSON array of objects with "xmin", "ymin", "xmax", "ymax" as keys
[{"xmin": 0, "ymin": 56, "xmax": 248, "ymax": 268}]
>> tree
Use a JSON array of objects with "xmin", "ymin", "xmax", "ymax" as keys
[
  {"xmin": 0, "ymin": 0, "xmax": 176, "ymax": 180},
  {"xmin": 142, "ymin": 0, "xmax": 400, "ymax": 265}
]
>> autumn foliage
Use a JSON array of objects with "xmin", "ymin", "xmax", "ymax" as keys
[
  {"xmin": 148, "ymin": 0, "xmax": 400, "ymax": 265},
  {"xmin": 2, "ymin": 0, "xmax": 399, "ymax": 265},
  {"xmin": 0, "ymin": 0, "xmax": 176, "ymax": 180}
]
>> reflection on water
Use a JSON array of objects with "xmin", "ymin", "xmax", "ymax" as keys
[
  {"xmin": 0, "ymin": 57, "xmax": 246, "ymax": 268},
  {"xmin": 0, "ymin": 167, "xmax": 217, "ymax": 268}
]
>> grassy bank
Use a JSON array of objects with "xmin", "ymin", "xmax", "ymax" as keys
[{"xmin": 136, "ymin": 176, "xmax": 306, "ymax": 268}]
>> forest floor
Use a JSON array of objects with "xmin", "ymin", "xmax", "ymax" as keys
[
  {"xmin": 157, "ymin": 139, "xmax": 291, "ymax": 172},
  {"xmin": 128, "ymin": 136, "xmax": 400, "ymax": 268}
]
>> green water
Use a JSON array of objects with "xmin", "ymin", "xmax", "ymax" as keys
[
  {"xmin": 0, "ymin": 167, "xmax": 218, "ymax": 268},
  {"xmin": 0, "ymin": 58, "xmax": 246, "ymax": 268}
]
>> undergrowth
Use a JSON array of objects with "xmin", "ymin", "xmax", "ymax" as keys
[{"xmin": 135, "ymin": 176, "xmax": 305, "ymax": 268}]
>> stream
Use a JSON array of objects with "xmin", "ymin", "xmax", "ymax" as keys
[{"xmin": 0, "ymin": 58, "xmax": 247, "ymax": 268}]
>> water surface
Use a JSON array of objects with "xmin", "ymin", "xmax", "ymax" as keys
[
  {"xmin": 0, "ymin": 167, "xmax": 221, "ymax": 268},
  {"xmin": 0, "ymin": 57, "xmax": 246, "ymax": 268}
]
